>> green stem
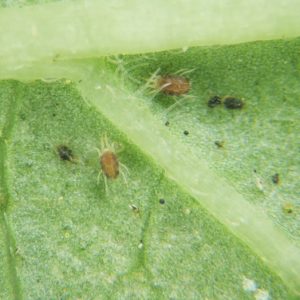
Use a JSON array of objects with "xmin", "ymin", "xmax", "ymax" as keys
[{"xmin": 1, "ymin": 0, "xmax": 300, "ymax": 74}]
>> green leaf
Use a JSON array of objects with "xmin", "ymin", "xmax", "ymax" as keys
[
  {"xmin": 1, "ymin": 37, "xmax": 300, "ymax": 299},
  {"xmin": 1, "ymin": 1, "xmax": 300, "ymax": 299}
]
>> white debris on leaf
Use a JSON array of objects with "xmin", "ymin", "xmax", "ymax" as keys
[
  {"xmin": 254, "ymin": 289, "xmax": 270, "ymax": 300},
  {"xmin": 242, "ymin": 276, "xmax": 257, "ymax": 292}
]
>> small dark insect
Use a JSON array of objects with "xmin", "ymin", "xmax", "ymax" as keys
[
  {"xmin": 100, "ymin": 150, "xmax": 119, "ymax": 179},
  {"xmin": 214, "ymin": 141, "xmax": 225, "ymax": 148},
  {"xmin": 57, "ymin": 145, "xmax": 74, "ymax": 161},
  {"xmin": 272, "ymin": 173, "xmax": 280, "ymax": 184},
  {"xmin": 157, "ymin": 76, "xmax": 190, "ymax": 96},
  {"xmin": 159, "ymin": 198, "xmax": 165, "ymax": 205},
  {"xmin": 223, "ymin": 96, "xmax": 244, "ymax": 109},
  {"xmin": 165, "ymin": 121, "xmax": 170, "ymax": 126},
  {"xmin": 183, "ymin": 130, "xmax": 189, "ymax": 136},
  {"xmin": 208, "ymin": 96, "xmax": 222, "ymax": 108}
]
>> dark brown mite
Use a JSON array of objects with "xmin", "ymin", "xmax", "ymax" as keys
[
  {"xmin": 208, "ymin": 96, "xmax": 222, "ymax": 108},
  {"xmin": 57, "ymin": 145, "xmax": 74, "ymax": 161},
  {"xmin": 100, "ymin": 150, "xmax": 119, "ymax": 179},
  {"xmin": 223, "ymin": 96, "xmax": 244, "ymax": 109},
  {"xmin": 157, "ymin": 76, "xmax": 190, "ymax": 96}
]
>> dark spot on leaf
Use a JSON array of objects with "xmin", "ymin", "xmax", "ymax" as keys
[
  {"xmin": 214, "ymin": 141, "xmax": 224, "ymax": 148},
  {"xmin": 57, "ymin": 145, "xmax": 74, "ymax": 161},
  {"xmin": 208, "ymin": 96, "xmax": 221, "ymax": 108},
  {"xmin": 159, "ymin": 198, "xmax": 165, "ymax": 205},
  {"xmin": 272, "ymin": 173, "xmax": 280, "ymax": 184},
  {"xmin": 165, "ymin": 121, "xmax": 170, "ymax": 126},
  {"xmin": 282, "ymin": 203, "xmax": 294, "ymax": 214},
  {"xmin": 19, "ymin": 112, "xmax": 26, "ymax": 120},
  {"xmin": 183, "ymin": 130, "xmax": 189, "ymax": 136},
  {"xmin": 223, "ymin": 96, "xmax": 244, "ymax": 109}
]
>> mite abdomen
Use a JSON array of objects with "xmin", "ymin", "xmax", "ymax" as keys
[
  {"xmin": 100, "ymin": 150, "xmax": 119, "ymax": 179},
  {"xmin": 157, "ymin": 76, "xmax": 190, "ymax": 95}
]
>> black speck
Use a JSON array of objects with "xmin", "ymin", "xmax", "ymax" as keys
[
  {"xmin": 272, "ymin": 173, "xmax": 280, "ymax": 184},
  {"xmin": 208, "ymin": 96, "xmax": 222, "ymax": 108},
  {"xmin": 165, "ymin": 121, "xmax": 170, "ymax": 126},
  {"xmin": 57, "ymin": 145, "xmax": 74, "ymax": 161},
  {"xmin": 183, "ymin": 130, "xmax": 189, "ymax": 136},
  {"xmin": 223, "ymin": 97, "xmax": 244, "ymax": 109},
  {"xmin": 214, "ymin": 141, "xmax": 224, "ymax": 148},
  {"xmin": 159, "ymin": 198, "xmax": 165, "ymax": 205}
]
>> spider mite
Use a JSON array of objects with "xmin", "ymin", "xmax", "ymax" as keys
[
  {"xmin": 95, "ymin": 135, "xmax": 128, "ymax": 191},
  {"xmin": 143, "ymin": 68, "xmax": 192, "ymax": 96},
  {"xmin": 143, "ymin": 68, "xmax": 195, "ymax": 113},
  {"xmin": 157, "ymin": 75, "xmax": 190, "ymax": 96}
]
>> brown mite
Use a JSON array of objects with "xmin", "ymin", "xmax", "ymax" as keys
[
  {"xmin": 96, "ymin": 135, "xmax": 129, "ymax": 191},
  {"xmin": 100, "ymin": 150, "xmax": 119, "ymax": 179},
  {"xmin": 157, "ymin": 76, "xmax": 190, "ymax": 96}
]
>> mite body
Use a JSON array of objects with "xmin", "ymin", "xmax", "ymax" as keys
[
  {"xmin": 157, "ymin": 75, "xmax": 190, "ymax": 96},
  {"xmin": 100, "ymin": 150, "xmax": 119, "ymax": 179},
  {"xmin": 96, "ymin": 135, "xmax": 128, "ymax": 192},
  {"xmin": 143, "ymin": 68, "xmax": 194, "ymax": 115}
]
